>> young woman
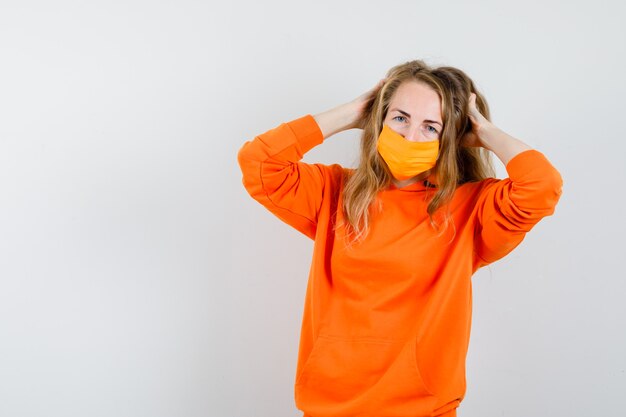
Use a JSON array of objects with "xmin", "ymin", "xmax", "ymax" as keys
[{"xmin": 237, "ymin": 60, "xmax": 562, "ymax": 417}]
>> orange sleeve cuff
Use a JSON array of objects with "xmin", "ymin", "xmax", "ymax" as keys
[
  {"xmin": 287, "ymin": 114, "xmax": 324, "ymax": 156},
  {"xmin": 505, "ymin": 149, "xmax": 551, "ymax": 181}
]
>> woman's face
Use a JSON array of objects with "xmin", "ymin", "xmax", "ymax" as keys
[{"xmin": 383, "ymin": 80, "xmax": 443, "ymax": 142}]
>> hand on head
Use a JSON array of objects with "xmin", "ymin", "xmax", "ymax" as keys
[
  {"xmin": 347, "ymin": 78, "xmax": 386, "ymax": 130},
  {"xmin": 462, "ymin": 93, "xmax": 491, "ymax": 148}
]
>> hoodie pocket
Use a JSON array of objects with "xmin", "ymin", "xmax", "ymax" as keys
[{"xmin": 295, "ymin": 335, "xmax": 437, "ymax": 417}]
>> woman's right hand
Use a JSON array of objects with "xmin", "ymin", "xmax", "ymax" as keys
[
  {"xmin": 313, "ymin": 79, "xmax": 385, "ymax": 139},
  {"xmin": 346, "ymin": 78, "xmax": 386, "ymax": 130}
]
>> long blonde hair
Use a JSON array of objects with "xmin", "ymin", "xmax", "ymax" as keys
[{"xmin": 341, "ymin": 60, "xmax": 495, "ymax": 242}]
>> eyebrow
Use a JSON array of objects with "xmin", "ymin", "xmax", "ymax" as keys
[{"xmin": 391, "ymin": 108, "xmax": 442, "ymax": 127}]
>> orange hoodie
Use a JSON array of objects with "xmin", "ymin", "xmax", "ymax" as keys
[{"xmin": 237, "ymin": 115, "xmax": 563, "ymax": 417}]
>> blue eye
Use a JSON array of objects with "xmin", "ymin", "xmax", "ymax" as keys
[
  {"xmin": 392, "ymin": 115, "xmax": 407, "ymax": 123},
  {"xmin": 426, "ymin": 125, "xmax": 438, "ymax": 134}
]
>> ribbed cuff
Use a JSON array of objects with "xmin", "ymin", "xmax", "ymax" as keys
[
  {"xmin": 287, "ymin": 114, "xmax": 324, "ymax": 155},
  {"xmin": 505, "ymin": 149, "xmax": 549, "ymax": 181}
]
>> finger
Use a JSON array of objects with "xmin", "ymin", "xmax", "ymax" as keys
[
  {"xmin": 467, "ymin": 94, "xmax": 483, "ymax": 120},
  {"xmin": 468, "ymin": 93, "xmax": 477, "ymax": 108}
]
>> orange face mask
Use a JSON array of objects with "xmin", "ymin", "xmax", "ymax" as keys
[{"xmin": 376, "ymin": 124, "xmax": 440, "ymax": 181}]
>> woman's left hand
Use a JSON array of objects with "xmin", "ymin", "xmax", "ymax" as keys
[
  {"xmin": 461, "ymin": 92, "xmax": 534, "ymax": 165},
  {"xmin": 462, "ymin": 93, "xmax": 494, "ymax": 148}
]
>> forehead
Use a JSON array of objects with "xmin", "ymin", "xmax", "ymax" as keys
[{"xmin": 388, "ymin": 81, "xmax": 442, "ymax": 119}]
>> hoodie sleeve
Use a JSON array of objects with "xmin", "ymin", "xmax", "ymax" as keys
[
  {"xmin": 237, "ymin": 114, "xmax": 329, "ymax": 239},
  {"xmin": 473, "ymin": 149, "xmax": 563, "ymax": 266}
]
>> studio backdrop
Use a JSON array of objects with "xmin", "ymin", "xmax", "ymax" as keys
[{"xmin": 0, "ymin": 1, "xmax": 624, "ymax": 417}]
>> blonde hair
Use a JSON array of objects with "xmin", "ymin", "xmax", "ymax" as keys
[{"xmin": 341, "ymin": 59, "xmax": 495, "ymax": 242}]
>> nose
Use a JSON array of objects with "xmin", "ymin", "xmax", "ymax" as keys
[{"xmin": 403, "ymin": 125, "xmax": 426, "ymax": 143}]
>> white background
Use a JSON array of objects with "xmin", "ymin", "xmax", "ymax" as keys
[{"xmin": 1, "ymin": 1, "xmax": 624, "ymax": 416}]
